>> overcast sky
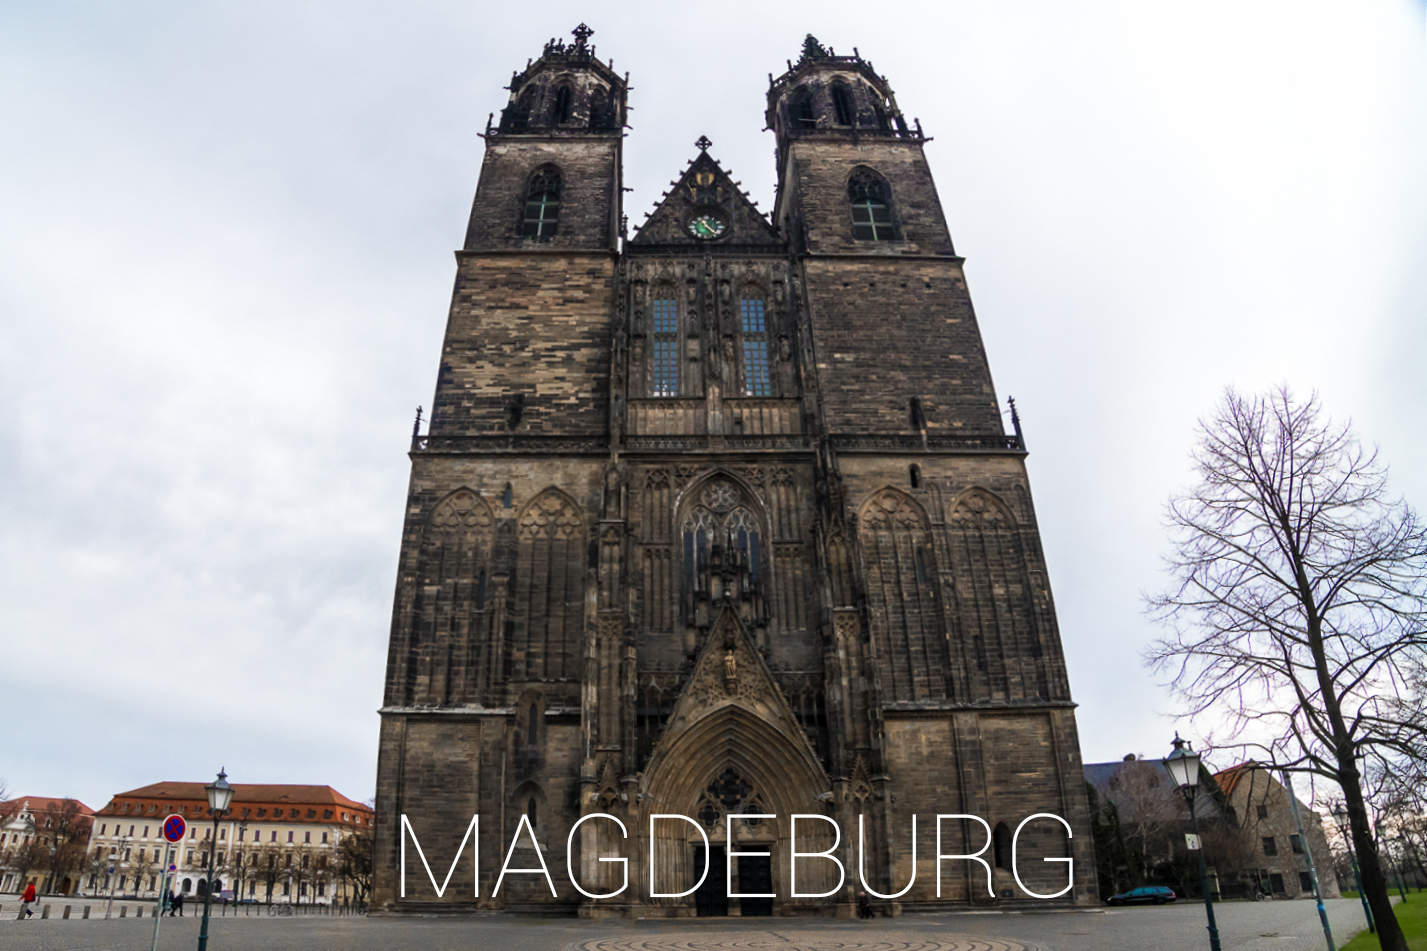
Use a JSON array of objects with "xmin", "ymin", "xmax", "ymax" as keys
[{"xmin": 2, "ymin": 2, "xmax": 1424, "ymax": 813}]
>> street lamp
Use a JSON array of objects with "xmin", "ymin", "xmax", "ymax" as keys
[
  {"xmin": 1163, "ymin": 733, "xmax": 1222, "ymax": 951},
  {"xmin": 1331, "ymin": 802, "xmax": 1374, "ymax": 933},
  {"xmin": 197, "ymin": 769, "xmax": 234, "ymax": 951}
]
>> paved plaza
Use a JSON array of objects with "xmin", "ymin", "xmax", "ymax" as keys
[{"xmin": 0, "ymin": 899, "xmax": 1381, "ymax": 951}]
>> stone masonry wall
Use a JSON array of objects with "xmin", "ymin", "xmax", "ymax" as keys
[{"xmin": 429, "ymin": 253, "xmax": 614, "ymax": 436}]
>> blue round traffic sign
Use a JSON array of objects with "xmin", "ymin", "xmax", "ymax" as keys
[{"xmin": 162, "ymin": 814, "xmax": 187, "ymax": 842}]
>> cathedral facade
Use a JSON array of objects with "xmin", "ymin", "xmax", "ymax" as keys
[{"xmin": 372, "ymin": 28, "xmax": 1096, "ymax": 915}]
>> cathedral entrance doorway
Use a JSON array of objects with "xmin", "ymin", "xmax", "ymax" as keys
[
  {"xmin": 694, "ymin": 845, "xmax": 726, "ymax": 916},
  {"xmin": 737, "ymin": 855, "xmax": 773, "ymax": 916}
]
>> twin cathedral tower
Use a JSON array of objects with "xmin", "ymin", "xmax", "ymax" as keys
[{"xmin": 373, "ymin": 28, "xmax": 1096, "ymax": 914}]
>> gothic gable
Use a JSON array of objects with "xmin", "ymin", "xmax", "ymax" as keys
[
  {"xmin": 660, "ymin": 607, "xmax": 809, "ymax": 752},
  {"xmin": 630, "ymin": 147, "xmax": 782, "ymax": 248}
]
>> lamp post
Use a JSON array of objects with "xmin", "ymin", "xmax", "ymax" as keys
[
  {"xmin": 197, "ymin": 769, "xmax": 233, "ymax": 951},
  {"xmin": 1162, "ymin": 734, "xmax": 1222, "ymax": 951},
  {"xmin": 234, "ymin": 819, "xmax": 248, "ymax": 908},
  {"xmin": 1331, "ymin": 802, "xmax": 1374, "ymax": 933}
]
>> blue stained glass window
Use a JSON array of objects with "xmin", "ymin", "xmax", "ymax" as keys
[
  {"xmin": 739, "ymin": 298, "xmax": 771, "ymax": 396},
  {"xmin": 652, "ymin": 298, "xmax": 679, "ymax": 396}
]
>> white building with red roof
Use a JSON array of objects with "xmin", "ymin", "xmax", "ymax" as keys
[
  {"xmin": 88, "ymin": 781, "xmax": 373, "ymax": 905},
  {"xmin": 0, "ymin": 795, "xmax": 95, "ymax": 895}
]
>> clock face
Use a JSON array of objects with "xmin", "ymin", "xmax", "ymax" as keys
[{"xmin": 688, "ymin": 214, "xmax": 727, "ymax": 240}]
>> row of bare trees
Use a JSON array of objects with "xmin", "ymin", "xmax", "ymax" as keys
[
  {"xmin": 1148, "ymin": 385, "xmax": 1427, "ymax": 951},
  {"xmin": 78, "ymin": 825, "xmax": 373, "ymax": 905}
]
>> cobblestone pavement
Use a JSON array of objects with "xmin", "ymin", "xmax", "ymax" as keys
[{"xmin": 0, "ymin": 898, "xmax": 1382, "ymax": 951}]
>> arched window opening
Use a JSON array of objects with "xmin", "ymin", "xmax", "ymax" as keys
[
  {"xmin": 791, "ymin": 87, "xmax": 816, "ymax": 128},
  {"xmin": 909, "ymin": 397, "xmax": 925, "ymax": 430},
  {"xmin": 874, "ymin": 103, "xmax": 890, "ymax": 131},
  {"xmin": 651, "ymin": 293, "xmax": 679, "ymax": 396},
  {"xmin": 553, "ymin": 86, "xmax": 573, "ymax": 125},
  {"xmin": 527, "ymin": 703, "xmax": 538, "ymax": 744},
  {"xmin": 832, "ymin": 83, "xmax": 854, "ymax": 126},
  {"xmin": 739, "ymin": 296, "xmax": 771, "ymax": 396},
  {"xmin": 590, "ymin": 86, "xmax": 616, "ymax": 131},
  {"xmin": 507, "ymin": 88, "xmax": 535, "ymax": 132},
  {"xmin": 993, "ymin": 822, "xmax": 1012, "ymax": 870},
  {"xmin": 502, "ymin": 483, "xmax": 513, "ymax": 508},
  {"xmin": 527, "ymin": 798, "xmax": 538, "ymax": 829},
  {"xmin": 849, "ymin": 169, "xmax": 895, "ymax": 241},
  {"xmin": 522, "ymin": 169, "xmax": 561, "ymax": 240},
  {"xmin": 909, "ymin": 464, "xmax": 921, "ymax": 488}
]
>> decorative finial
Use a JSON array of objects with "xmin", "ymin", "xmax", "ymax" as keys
[
  {"xmin": 799, "ymin": 34, "xmax": 830, "ymax": 64},
  {"xmin": 695, "ymin": 134, "xmax": 712, "ymax": 152},
  {"xmin": 572, "ymin": 23, "xmax": 593, "ymax": 49},
  {"xmin": 1007, "ymin": 396, "xmax": 1023, "ymax": 447},
  {"xmin": 412, "ymin": 405, "xmax": 424, "ymax": 439}
]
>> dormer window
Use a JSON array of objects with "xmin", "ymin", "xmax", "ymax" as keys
[
  {"xmin": 849, "ymin": 169, "xmax": 895, "ymax": 241},
  {"xmin": 522, "ymin": 168, "xmax": 561, "ymax": 240}
]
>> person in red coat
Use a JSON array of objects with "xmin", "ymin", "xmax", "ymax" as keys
[{"xmin": 19, "ymin": 881, "xmax": 37, "ymax": 919}]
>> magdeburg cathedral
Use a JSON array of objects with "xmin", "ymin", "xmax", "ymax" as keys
[{"xmin": 373, "ymin": 26, "xmax": 1097, "ymax": 915}]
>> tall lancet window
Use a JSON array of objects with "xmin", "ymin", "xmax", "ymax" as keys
[
  {"xmin": 848, "ymin": 169, "xmax": 895, "ymax": 241},
  {"xmin": 739, "ymin": 296, "xmax": 771, "ymax": 396},
  {"xmin": 522, "ymin": 168, "xmax": 561, "ymax": 239},
  {"xmin": 831, "ymin": 82, "xmax": 854, "ymax": 126},
  {"xmin": 651, "ymin": 294, "xmax": 679, "ymax": 396}
]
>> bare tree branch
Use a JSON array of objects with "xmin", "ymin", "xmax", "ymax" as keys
[{"xmin": 1146, "ymin": 385, "xmax": 1427, "ymax": 951}]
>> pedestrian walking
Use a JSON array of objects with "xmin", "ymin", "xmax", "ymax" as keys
[
  {"xmin": 173, "ymin": 891, "xmax": 185, "ymax": 916},
  {"xmin": 857, "ymin": 888, "xmax": 873, "ymax": 919},
  {"xmin": 18, "ymin": 882, "xmax": 37, "ymax": 919}
]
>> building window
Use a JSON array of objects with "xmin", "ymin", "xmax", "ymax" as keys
[
  {"xmin": 831, "ymin": 83, "xmax": 853, "ymax": 125},
  {"xmin": 321, "ymin": 831, "xmax": 328, "ymax": 844},
  {"xmin": 1262, "ymin": 836, "xmax": 1278, "ymax": 856},
  {"xmin": 287, "ymin": 831, "xmax": 294, "ymax": 843},
  {"xmin": 790, "ymin": 87, "xmax": 815, "ymax": 128},
  {"xmin": 1290, "ymin": 834, "xmax": 1304, "ymax": 854},
  {"xmin": 909, "ymin": 464, "xmax": 921, "ymax": 488},
  {"xmin": 849, "ymin": 169, "xmax": 894, "ymax": 241},
  {"xmin": 1256, "ymin": 803, "xmax": 1269, "ymax": 819},
  {"xmin": 521, "ymin": 169, "xmax": 561, "ymax": 240},
  {"xmin": 651, "ymin": 296, "xmax": 679, "ymax": 396},
  {"xmin": 304, "ymin": 831, "xmax": 311, "ymax": 844},
  {"xmin": 739, "ymin": 297, "xmax": 771, "ymax": 396},
  {"xmin": 554, "ymin": 86, "xmax": 572, "ymax": 125}
]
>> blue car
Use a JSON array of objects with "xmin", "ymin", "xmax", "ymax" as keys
[{"xmin": 1107, "ymin": 885, "xmax": 1177, "ymax": 906}]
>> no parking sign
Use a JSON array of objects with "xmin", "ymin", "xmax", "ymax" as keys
[{"xmin": 162, "ymin": 814, "xmax": 187, "ymax": 842}]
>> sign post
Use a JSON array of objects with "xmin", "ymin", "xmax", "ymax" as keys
[{"xmin": 151, "ymin": 815, "xmax": 187, "ymax": 951}]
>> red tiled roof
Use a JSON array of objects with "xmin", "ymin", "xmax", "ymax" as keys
[
  {"xmin": 1212, "ymin": 761, "xmax": 1258, "ymax": 798},
  {"xmin": 0, "ymin": 796, "xmax": 95, "ymax": 817},
  {"xmin": 96, "ymin": 783, "xmax": 372, "ymax": 821}
]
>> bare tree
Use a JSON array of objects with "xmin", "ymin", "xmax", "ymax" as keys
[
  {"xmin": 1148, "ymin": 385, "xmax": 1427, "ymax": 951},
  {"xmin": 335, "ymin": 824, "xmax": 373, "ymax": 908},
  {"xmin": 39, "ymin": 800, "xmax": 88, "ymax": 895}
]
